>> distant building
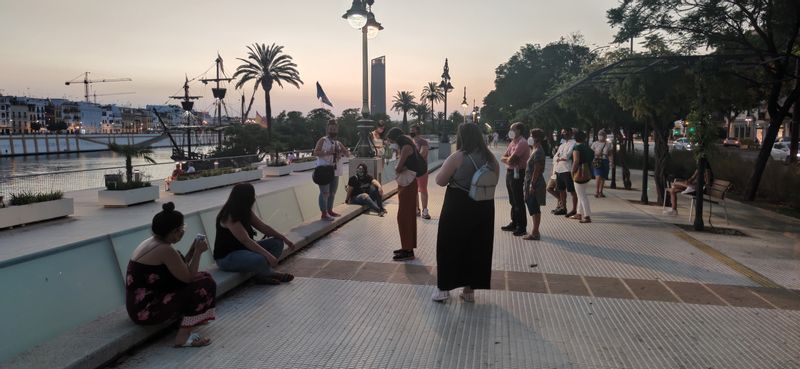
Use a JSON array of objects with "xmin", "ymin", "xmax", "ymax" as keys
[
  {"xmin": 121, "ymin": 107, "xmax": 153, "ymax": 133},
  {"xmin": 147, "ymin": 104, "xmax": 185, "ymax": 128},
  {"xmin": 370, "ymin": 56, "xmax": 386, "ymax": 116},
  {"xmin": 0, "ymin": 95, "xmax": 12, "ymax": 133},
  {"xmin": 77, "ymin": 102, "xmax": 103, "ymax": 133}
]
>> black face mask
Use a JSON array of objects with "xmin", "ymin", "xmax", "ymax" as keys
[{"xmin": 328, "ymin": 132, "xmax": 338, "ymax": 138}]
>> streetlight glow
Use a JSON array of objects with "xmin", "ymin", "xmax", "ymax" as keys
[{"xmin": 343, "ymin": 0, "xmax": 368, "ymax": 29}]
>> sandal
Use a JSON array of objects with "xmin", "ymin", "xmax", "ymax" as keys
[
  {"xmin": 253, "ymin": 275, "xmax": 281, "ymax": 285},
  {"xmin": 580, "ymin": 217, "xmax": 592, "ymax": 223},
  {"xmin": 569, "ymin": 214, "xmax": 582, "ymax": 220},
  {"xmin": 460, "ymin": 292, "xmax": 475, "ymax": 303},
  {"xmin": 174, "ymin": 332, "xmax": 211, "ymax": 348},
  {"xmin": 522, "ymin": 233, "xmax": 540, "ymax": 241}
]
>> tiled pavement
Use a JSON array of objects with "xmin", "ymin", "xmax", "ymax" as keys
[{"xmin": 109, "ymin": 159, "xmax": 800, "ymax": 369}]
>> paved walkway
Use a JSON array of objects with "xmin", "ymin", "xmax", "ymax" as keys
[{"xmin": 107, "ymin": 157, "xmax": 800, "ymax": 369}]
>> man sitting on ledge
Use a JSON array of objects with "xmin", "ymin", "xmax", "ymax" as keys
[{"xmin": 346, "ymin": 163, "xmax": 387, "ymax": 216}]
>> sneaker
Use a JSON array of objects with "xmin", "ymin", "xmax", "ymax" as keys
[
  {"xmin": 392, "ymin": 249, "xmax": 404, "ymax": 254},
  {"xmin": 328, "ymin": 211, "xmax": 342, "ymax": 217},
  {"xmin": 662, "ymin": 208, "xmax": 677, "ymax": 216},
  {"xmin": 501, "ymin": 223, "xmax": 516, "ymax": 231},
  {"xmin": 680, "ymin": 185, "xmax": 695, "ymax": 195},
  {"xmin": 553, "ymin": 208, "xmax": 567, "ymax": 215},
  {"xmin": 421, "ymin": 208, "xmax": 431, "ymax": 220},
  {"xmin": 321, "ymin": 212, "xmax": 334, "ymax": 221},
  {"xmin": 564, "ymin": 210, "xmax": 577, "ymax": 218},
  {"xmin": 460, "ymin": 290, "xmax": 475, "ymax": 303},
  {"xmin": 392, "ymin": 250, "xmax": 415, "ymax": 261},
  {"xmin": 513, "ymin": 229, "xmax": 527, "ymax": 236},
  {"xmin": 431, "ymin": 289, "xmax": 450, "ymax": 302}
]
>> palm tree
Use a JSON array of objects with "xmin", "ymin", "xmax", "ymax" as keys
[
  {"xmin": 421, "ymin": 82, "xmax": 444, "ymax": 130},
  {"xmin": 233, "ymin": 43, "xmax": 303, "ymax": 141},
  {"xmin": 411, "ymin": 103, "xmax": 430, "ymax": 126},
  {"xmin": 108, "ymin": 143, "xmax": 156, "ymax": 184},
  {"xmin": 391, "ymin": 91, "xmax": 416, "ymax": 132}
]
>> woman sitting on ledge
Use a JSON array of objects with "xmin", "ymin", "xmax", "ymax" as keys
[
  {"xmin": 214, "ymin": 183, "xmax": 296, "ymax": 284},
  {"xmin": 125, "ymin": 202, "xmax": 217, "ymax": 348}
]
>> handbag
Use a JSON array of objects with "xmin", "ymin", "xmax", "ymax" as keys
[
  {"xmin": 313, "ymin": 165, "xmax": 335, "ymax": 185},
  {"xmin": 573, "ymin": 163, "xmax": 592, "ymax": 184}
]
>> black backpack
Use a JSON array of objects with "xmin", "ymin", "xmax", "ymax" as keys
[{"xmin": 406, "ymin": 146, "xmax": 428, "ymax": 177}]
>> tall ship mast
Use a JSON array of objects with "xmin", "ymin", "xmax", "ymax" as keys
[{"xmin": 200, "ymin": 54, "xmax": 233, "ymax": 152}]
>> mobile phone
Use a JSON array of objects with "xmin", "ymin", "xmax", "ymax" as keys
[{"xmin": 195, "ymin": 234, "xmax": 206, "ymax": 242}]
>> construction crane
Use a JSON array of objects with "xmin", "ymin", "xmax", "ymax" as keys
[
  {"xmin": 93, "ymin": 91, "xmax": 135, "ymax": 104},
  {"xmin": 65, "ymin": 72, "xmax": 132, "ymax": 102}
]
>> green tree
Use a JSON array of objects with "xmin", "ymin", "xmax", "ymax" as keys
[
  {"xmin": 607, "ymin": 0, "xmax": 800, "ymax": 200},
  {"xmin": 610, "ymin": 67, "xmax": 694, "ymax": 204},
  {"xmin": 233, "ymin": 43, "xmax": 303, "ymax": 141},
  {"xmin": 411, "ymin": 103, "xmax": 430, "ymax": 126},
  {"xmin": 422, "ymin": 82, "xmax": 444, "ymax": 130},
  {"xmin": 108, "ymin": 143, "xmax": 157, "ymax": 184},
  {"xmin": 391, "ymin": 91, "xmax": 416, "ymax": 132},
  {"xmin": 337, "ymin": 108, "xmax": 363, "ymax": 147},
  {"xmin": 215, "ymin": 124, "xmax": 271, "ymax": 160},
  {"xmin": 449, "ymin": 111, "xmax": 465, "ymax": 126}
]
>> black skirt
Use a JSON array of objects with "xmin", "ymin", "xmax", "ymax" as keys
[{"xmin": 436, "ymin": 186, "xmax": 495, "ymax": 290}]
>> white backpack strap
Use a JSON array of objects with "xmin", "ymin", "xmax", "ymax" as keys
[{"xmin": 466, "ymin": 153, "xmax": 479, "ymax": 170}]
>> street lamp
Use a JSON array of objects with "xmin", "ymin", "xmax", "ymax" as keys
[
  {"xmin": 438, "ymin": 58, "xmax": 454, "ymax": 142},
  {"xmin": 460, "ymin": 87, "xmax": 468, "ymax": 123},
  {"xmin": 342, "ymin": 0, "xmax": 382, "ymax": 119},
  {"xmin": 342, "ymin": 0, "xmax": 383, "ymax": 158}
]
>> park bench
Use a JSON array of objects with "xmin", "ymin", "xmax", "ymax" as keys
[{"xmin": 688, "ymin": 179, "xmax": 733, "ymax": 224}]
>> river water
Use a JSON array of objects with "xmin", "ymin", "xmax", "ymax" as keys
[{"xmin": 0, "ymin": 147, "xmax": 216, "ymax": 199}]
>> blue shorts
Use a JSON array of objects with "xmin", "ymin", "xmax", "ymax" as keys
[{"xmin": 526, "ymin": 195, "xmax": 541, "ymax": 215}]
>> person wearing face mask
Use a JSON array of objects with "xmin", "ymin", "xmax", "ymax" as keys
[
  {"xmin": 386, "ymin": 127, "xmax": 419, "ymax": 261},
  {"xmin": 346, "ymin": 163, "xmax": 386, "ymax": 216},
  {"xmin": 591, "ymin": 130, "xmax": 612, "ymax": 198},
  {"xmin": 410, "ymin": 125, "xmax": 431, "ymax": 219},
  {"xmin": 314, "ymin": 119, "xmax": 352, "ymax": 221},
  {"xmin": 500, "ymin": 122, "xmax": 531, "ymax": 236},
  {"xmin": 371, "ymin": 120, "xmax": 386, "ymax": 158},
  {"xmin": 523, "ymin": 129, "xmax": 547, "ymax": 240},
  {"xmin": 553, "ymin": 128, "xmax": 578, "ymax": 217}
]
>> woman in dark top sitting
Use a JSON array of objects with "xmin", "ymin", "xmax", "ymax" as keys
[
  {"xmin": 214, "ymin": 183, "xmax": 295, "ymax": 284},
  {"xmin": 126, "ymin": 202, "xmax": 216, "ymax": 347}
]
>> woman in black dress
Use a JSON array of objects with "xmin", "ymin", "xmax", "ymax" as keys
[{"xmin": 432, "ymin": 123, "xmax": 500, "ymax": 303}]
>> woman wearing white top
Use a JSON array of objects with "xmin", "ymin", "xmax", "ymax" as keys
[
  {"xmin": 313, "ymin": 120, "xmax": 351, "ymax": 220},
  {"xmin": 590, "ymin": 131, "xmax": 612, "ymax": 198}
]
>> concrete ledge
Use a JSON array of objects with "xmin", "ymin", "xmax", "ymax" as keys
[{"xmin": 3, "ymin": 157, "xmax": 444, "ymax": 369}]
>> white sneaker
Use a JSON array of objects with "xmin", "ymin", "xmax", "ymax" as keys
[
  {"xmin": 680, "ymin": 185, "xmax": 695, "ymax": 195},
  {"xmin": 421, "ymin": 208, "xmax": 431, "ymax": 220},
  {"xmin": 662, "ymin": 209, "xmax": 677, "ymax": 216},
  {"xmin": 431, "ymin": 289, "xmax": 449, "ymax": 302}
]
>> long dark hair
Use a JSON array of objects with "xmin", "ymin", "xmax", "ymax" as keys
[
  {"xmin": 386, "ymin": 127, "xmax": 414, "ymax": 148},
  {"xmin": 216, "ymin": 183, "xmax": 256, "ymax": 235},
  {"xmin": 457, "ymin": 123, "xmax": 493, "ymax": 163}
]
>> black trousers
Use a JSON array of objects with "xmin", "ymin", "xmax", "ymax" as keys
[{"xmin": 505, "ymin": 169, "xmax": 527, "ymax": 231}]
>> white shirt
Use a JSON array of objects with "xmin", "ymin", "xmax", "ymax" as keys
[
  {"xmin": 316, "ymin": 137, "xmax": 345, "ymax": 176},
  {"xmin": 554, "ymin": 139, "xmax": 576, "ymax": 173}
]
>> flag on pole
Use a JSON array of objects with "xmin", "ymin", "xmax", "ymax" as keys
[
  {"xmin": 255, "ymin": 112, "xmax": 268, "ymax": 128},
  {"xmin": 316, "ymin": 82, "xmax": 334, "ymax": 107}
]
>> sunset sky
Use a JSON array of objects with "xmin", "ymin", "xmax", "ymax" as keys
[{"xmin": 0, "ymin": 0, "xmax": 621, "ymax": 119}]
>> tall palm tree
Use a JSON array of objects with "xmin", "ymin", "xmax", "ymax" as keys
[
  {"xmin": 108, "ymin": 143, "xmax": 156, "ymax": 184},
  {"xmin": 411, "ymin": 102, "xmax": 430, "ymax": 125},
  {"xmin": 391, "ymin": 91, "xmax": 416, "ymax": 132},
  {"xmin": 233, "ymin": 43, "xmax": 303, "ymax": 141},
  {"xmin": 421, "ymin": 82, "xmax": 444, "ymax": 130}
]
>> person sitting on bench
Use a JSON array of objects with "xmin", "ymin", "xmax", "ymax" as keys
[{"xmin": 663, "ymin": 162, "xmax": 713, "ymax": 216}]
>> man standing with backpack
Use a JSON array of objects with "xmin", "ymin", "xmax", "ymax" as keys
[{"xmin": 500, "ymin": 122, "xmax": 531, "ymax": 236}]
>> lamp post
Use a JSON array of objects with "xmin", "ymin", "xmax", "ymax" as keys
[
  {"xmin": 438, "ymin": 58, "xmax": 454, "ymax": 143},
  {"xmin": 342, "ymin": 0, "xmax": 382, "ymax": 120},
  {"xmin": 461, "ymin": 87, "xmax": 468, "ymax": 123}
]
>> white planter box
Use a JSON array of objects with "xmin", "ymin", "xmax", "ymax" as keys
[
  {"xmin": 98, "ymin": 185, "xmax": 159, "ymax": 207},
  {"xmin": 264, "ymin": 164, "xmax": 293, "ymax": 177},
  {"xmin": 292, "ymin": 161, "xmax": 317, "ymax": 172},
  {"xmin": 0, "ymin": 198, "xmax": 74, "ymax": 229},
  {"xmin": 169, "ymin": 169, "xmax": 262, "ymax": 194}
]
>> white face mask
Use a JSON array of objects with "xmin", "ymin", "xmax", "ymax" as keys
[
  {"xmin": 390, "ymin": 143, "xmax": 399, "ymax": 151},
  {"xmin": 508, "ymin": 131, "xmax": 516, "ymax": 139},
  {"xmin": 527, "ymin": 137, "xmax": 535, "ymax": 146}
]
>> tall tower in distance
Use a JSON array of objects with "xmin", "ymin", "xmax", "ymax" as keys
[{"xmin": 370, "ymin": 56, "xmax": 386, "ymax": 116}]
